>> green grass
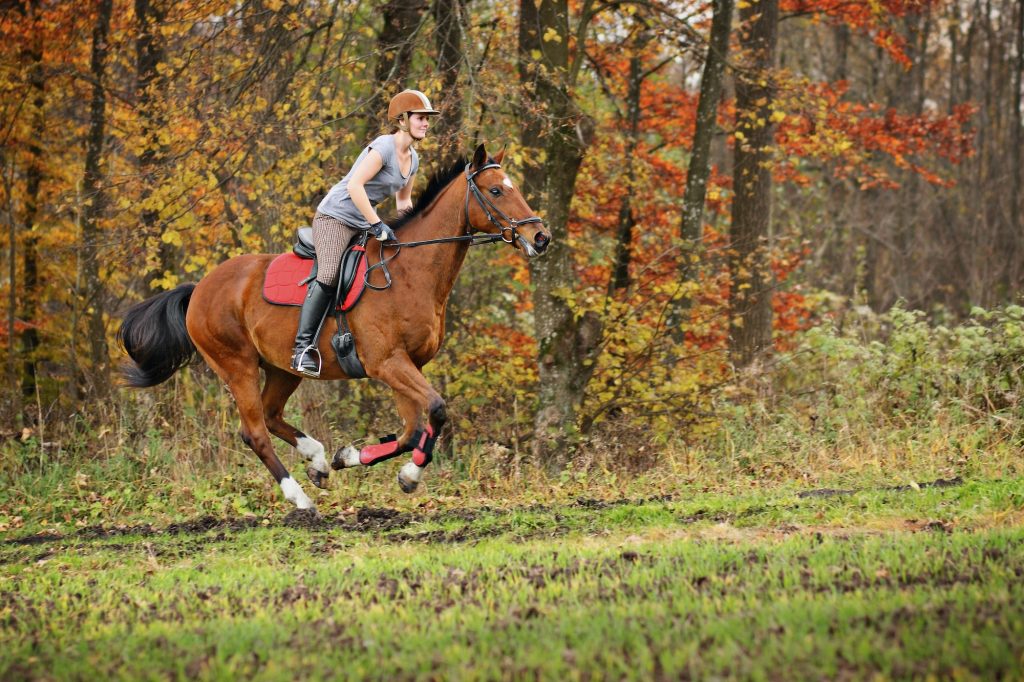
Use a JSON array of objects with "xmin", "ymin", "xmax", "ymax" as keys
[{"xmin": 2, "ymin": 474, "xmax": 1022, "ymax": 680}]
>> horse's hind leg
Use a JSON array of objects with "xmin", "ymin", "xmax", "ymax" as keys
[
  {"xmin": 261, "ymin": 366, "xmax": 330, "ymax": 489},
  {"xmin": 204, "ymin": 355, "xmax": 315, "ymax": 510}
]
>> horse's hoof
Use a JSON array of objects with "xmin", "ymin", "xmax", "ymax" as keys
[
  {"xmin": 398, "ymin": 473, "xmax": 419, "ymax": 493},
  {"xmin": 306, "ymin": 466, "xmax": 329, "ymax": 489},
  {"xmin": 397, "ymin": 462, "xmax": 422, "ymax": 493},
  {"xmin": 332, "ymin": 446, "xmax": 361, "ymax": 470}
]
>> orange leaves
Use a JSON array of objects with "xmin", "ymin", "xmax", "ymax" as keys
[
  {"xmin": 780, "ymin": 0, "xmax": 937, "ymax": 64},
  {"xmin": 773, "ymin": 79, "xmax": 975, "ymax": 189}
]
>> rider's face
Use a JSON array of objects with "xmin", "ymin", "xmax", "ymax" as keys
[{"xmin": 407, "ymin": 113, "xmax": 431, "ymax": 140}]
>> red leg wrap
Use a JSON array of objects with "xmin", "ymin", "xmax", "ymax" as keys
[
  {"xmin": 359, "ymin": 437, "xmax": 402, "ymax": 466},
  {"xmin": 412, "ymin": 426, "xmax": 436, "ymax": 467}
]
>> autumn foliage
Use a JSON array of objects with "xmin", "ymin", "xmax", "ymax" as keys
[{"xmin": 0, "ymin": 0, "xmax": 1009, "ymax": 459}]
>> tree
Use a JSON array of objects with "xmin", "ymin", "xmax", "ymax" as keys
[
  {"xmin": 430, "ymin": 0, "xmax": 466, "ymax": 164},
  {"xmin": 13, "ymin": 0, "xmax": 46, "ymax": 420},
  {"xmin": 681, "ymin": 0, "xmax": 734, "ymax": 247},
  {"xmin": 518, "ymin": 0, "xmax": 601, "ymax": 467},
  {"xmin": 134, "ymin": 0, "xmax": 171, "ymax": 296},
  {"xmin": 79, "ymin": 0, "xmax": 114, "ymax": 396},
  {"xmin": 729, "ymin": 0, "xmax": 778, "ymax": 367}
]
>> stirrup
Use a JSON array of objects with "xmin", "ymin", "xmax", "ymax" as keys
[{"xmin": 292, "ymin": 346, "xmax": 322, "ymax": 377}]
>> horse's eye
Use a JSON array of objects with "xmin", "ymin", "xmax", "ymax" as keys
[{"xmin": 489, "ymin": 187, "xmax": 502, "ymax": 197}]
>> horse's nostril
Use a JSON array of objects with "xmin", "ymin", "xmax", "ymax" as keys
[{"xmin": 534, "ymin": 233, "xmax": 550, "ymax": 252}]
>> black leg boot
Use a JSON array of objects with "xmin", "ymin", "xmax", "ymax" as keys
[{"xmin": 291, "ymin": 280, "xmax": 335, "ymax": 377}]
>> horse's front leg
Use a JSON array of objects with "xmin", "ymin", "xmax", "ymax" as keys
[
  {"xmin": 331, "ymin": 356, "xmax": 444, "ymax": 493},
  {"xmin": 395, "ymin": 391, "xmax": 445, "ymax": 493}
]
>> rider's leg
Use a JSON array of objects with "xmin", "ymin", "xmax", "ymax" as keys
[
  {"xmin": 290, "ymin": 214, "xmax": 356, "ymax": 377},
  {"xmin": 290, "ymin": 281, "xmax": 334, "ymax": 377}
]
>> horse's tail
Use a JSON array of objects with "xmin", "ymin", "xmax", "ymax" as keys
[{"xmin": 117, "ymin": 283, "xmax": 198, "ymax": 388}]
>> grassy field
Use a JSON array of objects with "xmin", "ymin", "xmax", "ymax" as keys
[{"xmin": 2, "ymin": 468, "xmax": 1022, "ymax": 680}]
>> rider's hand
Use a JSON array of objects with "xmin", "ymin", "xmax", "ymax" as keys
[{"xmin": 369, "ymin": 221, "xmax": 396, "ymax": 242}]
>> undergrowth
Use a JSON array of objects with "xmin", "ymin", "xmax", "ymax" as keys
[{"xmin": 0, "ymin": 303, "xmax": 1021, "ymax": 532}]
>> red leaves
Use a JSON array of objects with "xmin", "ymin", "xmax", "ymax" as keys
[
  {"xmin": 780, "ymin": 0, "xmax": 938, "ymax": 64},
  {"xmin": 774, "ymin": 80, "xmax": 976, "ymax": 189}
]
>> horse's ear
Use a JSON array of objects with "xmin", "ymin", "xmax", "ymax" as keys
[
  {"xmin": 494, "ymin": 146, "xmax": 505, "ymax": 164},
  {"xmin": 471, "ymin": 143, "xmax": 487, "ymax": 169}
]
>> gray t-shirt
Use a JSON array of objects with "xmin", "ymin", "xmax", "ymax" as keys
[{"xmin": 317, "ymin": 134, "xmax": 418, "ymax": 230}]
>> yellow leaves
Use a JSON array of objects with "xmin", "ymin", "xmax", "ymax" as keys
[
  {"xmin": 770, "ymin": 110, "xmax": 787, "ymax": 124},
  {"xmin": 149, "ymin": 271, "xmax": 179, "ymax": 290},
  {"xmin": 543, "ymin": 27, "xmax": 562, "ymax": 43},
  {"xmin": 161, "ymin": 230, "xmax": 181, "ymax": 247}
]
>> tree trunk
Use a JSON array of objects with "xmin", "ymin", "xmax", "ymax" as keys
[
  {"xmin": 519, "ymin": 0, "xmax": 601, "ymax": 469},
  {"xmin": 19, "ymin": 0, "xmax": 45, "ymax": 421},
  {"xmin": 680, "ymin": 0, "xmax": 733, "ymax": 247},
  {"xmin": 609, "ymin": 27, "xmax": 650, "ymax": 294},
  {"xmin": 79, "ymin": 0, "xmax": 114, "ymax": 397},
  {"xmin": 729, "ymin": 0, "xmax": 778, "ymax": 368},
  {"xmin": 1011, "ymin": 0, "xmax": 1023, "ymax": 269},
  {"xmin": 135, "ymin": 0, "xmax": 172, "ymax": 296},
  {"xmin": 431, "ymin": 0, "xmax": 465, "ymax": 166}
]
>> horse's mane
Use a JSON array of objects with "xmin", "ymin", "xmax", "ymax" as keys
[{"xmin": 389, "ymin": 156, "xmax": 490, "ymax": 231}]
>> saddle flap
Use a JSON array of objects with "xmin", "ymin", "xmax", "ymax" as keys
[{"xmin": 339, "ymin": 245, "xmax": 368, "ymax": 311}]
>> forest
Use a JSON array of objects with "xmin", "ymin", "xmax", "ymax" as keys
[
  {"xmin": 1, "ymin": 1, "xmax": 1023, "ymax": 679},
  {"xmin": 0, "ymin": 0, "xmax": 1021, "ymax": 465}
]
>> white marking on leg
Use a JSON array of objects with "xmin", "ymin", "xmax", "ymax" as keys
[
  {"xmin": 338, "ymin": 445, "xmax": 361, "ymax": 468},
  {"xmin": 296, "ymin": 436, "xmax": 328, "ymax": 474},
  {"xmin": 280, "ymin": 476, "xmax": 314, "ymax": 509}
]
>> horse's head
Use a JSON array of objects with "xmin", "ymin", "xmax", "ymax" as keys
[{"xmin": 465, "ymin": 144, "xmax": 550, "ymax": 258}]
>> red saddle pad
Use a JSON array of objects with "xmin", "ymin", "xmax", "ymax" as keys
[
  {"xmin": 263, "ymin": 250, "xmax": 368, "ymax": 311},
  {"xmin": 263, "ymin": 253, "xmax": 315, "ymax": 307}
]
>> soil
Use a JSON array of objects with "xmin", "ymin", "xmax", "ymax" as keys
[{"xmin": 0, "ymin": 477, "xmax": 968, "ymax": 549}]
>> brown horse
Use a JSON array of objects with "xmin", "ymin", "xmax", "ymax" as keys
[{"xmin": 117, "ymin": 144, "xmax": 549, "ymax": 511}]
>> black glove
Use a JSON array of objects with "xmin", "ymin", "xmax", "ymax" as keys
[{"xmin": 369, "ymin": 221, "xmax": 396, "ymax": 242}]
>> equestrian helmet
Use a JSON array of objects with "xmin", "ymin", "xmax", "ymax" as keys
[{"xmin": 388, "ymin": 90, "xmax": 440, "ymax": 119}]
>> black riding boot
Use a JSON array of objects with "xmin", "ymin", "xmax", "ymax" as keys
[{"xmin": 291, "ymin": 280, "xmax": 335, "ymax": 377}]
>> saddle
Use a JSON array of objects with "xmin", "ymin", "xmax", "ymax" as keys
[
  {"xmin": 262, "ymin": 227, "xmax": 369, "ymax": 377},
  {"xmin": 263, "ymin": 228, "xmax": 368, "ymax": 312}
]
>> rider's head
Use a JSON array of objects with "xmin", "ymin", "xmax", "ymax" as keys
[{"xmin": 388, "ymin": 90, "xmax": 440, "ymax": 140}]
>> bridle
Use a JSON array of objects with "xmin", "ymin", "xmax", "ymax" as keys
[
  {"xmin": 365, "ymin": 161, "xmax": 545, "ymax": 289},
  {"xmin": 463, "ymin": 162, "xmax": 545, "ymax": 245}
]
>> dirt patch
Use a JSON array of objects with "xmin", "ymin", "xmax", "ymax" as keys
[
  {"xmin": 352, "ymin": 507, "xmax": 417, "ymax": 531},
  {"xmin": 0, "ymin": 478, "xmax": 971, "ymax": 549}
]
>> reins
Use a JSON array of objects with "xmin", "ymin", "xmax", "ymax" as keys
[{"xmin": 364, "ymin": 161, "xmax": 543, "ymax": 291}]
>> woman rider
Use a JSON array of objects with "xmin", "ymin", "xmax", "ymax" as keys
[{"xmin": 291, "ymin": 89, "xmax": 440, "ymax": 377}]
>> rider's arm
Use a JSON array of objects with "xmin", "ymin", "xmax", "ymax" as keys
[
  {"xmin": 396, "ymin": 172, "xmax": 415, "ymax": 214},
  {"xmin": 347, "ymin": 149, "xmax": 385, "ymax": 225}
]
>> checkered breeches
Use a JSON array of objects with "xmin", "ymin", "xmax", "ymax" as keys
[{"xmin": 311, "ymin": 213, "xmax": 359, "ymax": 285}]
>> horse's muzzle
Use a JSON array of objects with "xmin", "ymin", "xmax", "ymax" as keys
[{"xmin": 518, "ymin": 232, "xmax": 550, "ymax": 258}]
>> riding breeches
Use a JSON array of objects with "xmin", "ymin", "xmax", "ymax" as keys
[{"xmin": 311, "ymin": 212, "xmax": 359, "ymax": 286}]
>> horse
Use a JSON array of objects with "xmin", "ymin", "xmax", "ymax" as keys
[{"xmin": 117, "ymin": 144, "xmax": 550, "ymax": 511}]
